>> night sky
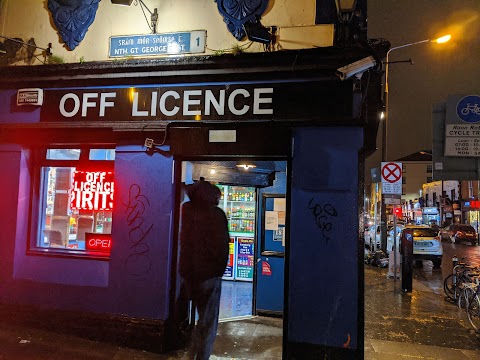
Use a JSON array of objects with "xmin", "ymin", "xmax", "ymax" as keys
[{"xmin": 366, "ymin": 0, "xmax": 480, "ymax": 175}]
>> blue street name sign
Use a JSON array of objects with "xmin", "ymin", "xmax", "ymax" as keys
[{"xmin": 109, "ymin": 30, "xmax": 206, "ymax": 58}]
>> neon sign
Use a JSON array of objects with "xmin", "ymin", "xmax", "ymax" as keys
[
  {"xmin": 85, "ymin": 233, "xmax": 112, "ymax": 252},
  {"xmin": 70, "ymin": 171, "xmax": 114, "ymax": 210},
  {"xmin": 468, "ymin": 200, "xmax": 480, "ymax": 209}
]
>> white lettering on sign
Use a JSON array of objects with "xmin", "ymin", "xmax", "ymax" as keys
[
  {"xmin": 229, "ymin": 89, "xmax": 250, "ymax": 115},
  {"xmin": 70, "ymin": 171, "xmax": 114, "ymax": 211},
  {"xmin": 60, "ymin": 92, "xmax": 117, "ymax": 117},
  {"xmin": 59, "ymin": 93, "xmax": 80, "ymax": 117},
  {"xmin": 445, "ymin": 124, "xmax": 480, "ymax": 156},
  {"xmin": 57, "ymin": 88, "xmax": 274, "ymax": 119}
]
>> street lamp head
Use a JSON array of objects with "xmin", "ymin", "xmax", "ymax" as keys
[{"xmin": 434, "ymin": 34, "xmax": 451, "ymax": 44}]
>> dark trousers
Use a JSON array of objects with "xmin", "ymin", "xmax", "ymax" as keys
[{"xmin": 185, "ymin": 277, "xmax": 222, "ymax": 360}]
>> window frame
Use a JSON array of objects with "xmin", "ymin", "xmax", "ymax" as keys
[{"xmin": 29, "ymin": 146, "xmax": 115, "ymax": 259}]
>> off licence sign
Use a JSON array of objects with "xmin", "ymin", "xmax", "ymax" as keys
[{"xmin": 381, "ymin": 162, "xmax": 402, "ymax": 195}]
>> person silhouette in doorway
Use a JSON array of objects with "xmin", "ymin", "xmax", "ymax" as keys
[{"xmin": 179, "ymin": 178, "xmax": 230, "ymax": 359}]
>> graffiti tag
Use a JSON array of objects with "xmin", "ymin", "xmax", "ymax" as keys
[
  {"xmin": 122, "ymin": 184, "xmax": 153, "ymax": 277},
  {"xmin": 308, "ymin": 198, "xmax": 338, "ymax": 241}
]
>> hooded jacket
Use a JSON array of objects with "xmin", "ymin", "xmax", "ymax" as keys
[{"xmin": 179, "ymin": 180, "xmax": 230, "ymax": 284}]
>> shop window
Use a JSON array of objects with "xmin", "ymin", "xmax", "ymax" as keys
[
  {"xmin": 33, "ymin": 148, "xmax": 114, "ymax": 257},
  {"xmin": 89, "ymin": 149, "xmax": 115, "ymax": 160}
]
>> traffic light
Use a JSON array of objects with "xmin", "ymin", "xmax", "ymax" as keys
[{"xmin": 394, "ymin": 207, "xmax": 402, "ymax": 218}]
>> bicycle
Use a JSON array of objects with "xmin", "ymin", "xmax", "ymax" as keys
[
  {"xmin": 457, "ymin": 280, "xmax": 479, "ymax": 310},
  {"xmin": 443, "ymin": 258, "xmax": 480, "ymax": 302},
  {"xmin": 466, "ymin": 282, "xmax": 480, "ymax": 332},
  {"xmin": 461, "ymin": 103, "xmax": 480, "ymax": 116}
]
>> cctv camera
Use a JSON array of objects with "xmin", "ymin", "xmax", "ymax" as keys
[{"xmin": 336, "ymin": 56, "xmax": 377, "ymax": 81}]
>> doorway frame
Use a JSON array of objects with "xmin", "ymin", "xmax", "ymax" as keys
[{"xmin": 169, "ymin": 155, "xmax": 292, "ymax": 335}]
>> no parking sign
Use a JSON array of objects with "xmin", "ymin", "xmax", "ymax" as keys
[{"xmin": 381, "ymin": 162, "xmax": 402, "ymax": 195}]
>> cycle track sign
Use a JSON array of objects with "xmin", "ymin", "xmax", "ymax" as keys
[
  {"xmin": 381, "ymin": 162, "xmax": 402, "ymax": 195},
  {"xmin": 445, "ymin": 94, "xmax": 480, "ymax": 157}
]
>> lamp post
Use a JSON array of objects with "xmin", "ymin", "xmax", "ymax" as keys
[
  {"xmin": 380, "ymin": 35, "xmax": 450, "ymax": 253},
  {"xmin": 382, "ymin": 35, "xmax": 451, "ymax": 162}
]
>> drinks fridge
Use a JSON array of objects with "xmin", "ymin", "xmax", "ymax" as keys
[{"xmin": 217, "ymin": 185, "xmax": 256, "ymax": 282}]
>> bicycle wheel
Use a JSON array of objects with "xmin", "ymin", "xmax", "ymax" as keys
[
  {"xmin": 458, "ymin": 286, "xmax": 476, "ymax": 309},
  {"xmin": 444, "ymin": 274, "xmax": 459, "ymax": 301},
  {"xmin": 466, "ymin": 294, "xmax": 480, "ymax": 332}
]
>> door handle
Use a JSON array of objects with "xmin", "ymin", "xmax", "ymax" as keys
[{"xmin": 261, "ymin": 251, "xmax": 284, "ymax": 257}]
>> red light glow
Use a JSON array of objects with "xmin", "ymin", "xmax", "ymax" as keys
[
  {"xmin": 85, "ymin": 233, "xmax": 112, "ymax": 252},
  {"xmin": 470, "ymin": 200, "xmax": 480, "ymax": 209},
  {"xmin": 70, "ymin": 171, "xmax": 114, "ymax": 210},
  {"xmin": 394, "ymin": 207, "xmax": 402, "ymax": 218}
]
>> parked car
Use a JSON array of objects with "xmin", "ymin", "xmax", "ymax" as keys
[
  {"xmin": 439, "ymin": 224, "xmax": 478, "ymax": 245},
  {"xmin": 386, "ymin": 225, "xmax": 404, "ymax": 251},
  {"xmin": 364, "ymin": 224, "xmax": 386, "ymax": 249},
  {"xmin": 388, "ymin": 225, "xmax": 443, "ymax": 268}
]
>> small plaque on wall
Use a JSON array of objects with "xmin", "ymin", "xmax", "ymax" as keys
[{"xmin": 109, "ymin": 30, "xmax": 206, "ymax": 58}]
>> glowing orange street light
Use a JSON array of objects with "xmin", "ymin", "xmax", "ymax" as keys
[
  {"xmin": 382, "ymin": 34, "xmax": 451, "ymax": 162},
  {"xmin": 435, "ymin": 34, "xmax": 452, "ymax": 44}
]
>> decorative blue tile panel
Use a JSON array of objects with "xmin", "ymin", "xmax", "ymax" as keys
[
  {"xmin": 214, "ymin": 0, "xmax": 270, "ymax": 40},
  {"xmin": 48, "ymin": 0, "xmax": 100, "ymax": 50}
]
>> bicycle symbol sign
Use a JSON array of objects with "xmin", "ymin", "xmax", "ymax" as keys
[
  {"xmin": 457, "ymin": 95, "xmax": 480, "ymax": 123},
  {"xmin": 381, "ymin": 162, "xmax": 402, "ymax": 183}
]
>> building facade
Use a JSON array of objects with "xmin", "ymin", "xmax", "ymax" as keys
[
  {"xmin": 422, "ymin": 180, "xmax": 461, "ymax": 226},
  {"xmin": 460, "ymin": 180, "xmax": 480, "ymax": 231},
  {"xmin": 0, "ymin": 1, "xmax": 386, "ymax": 358},
  {"xmin": 396, "ymin": 152, "xmax": 433, "ymax": 223}
]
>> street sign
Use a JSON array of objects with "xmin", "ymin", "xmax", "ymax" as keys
[
  {"xmin": 444, "ymin": 94, "xmax": 480, "ymax": 157},
  {"xmin": 385, "ymin": 197, "xmax": 401, "ymax": 205},
  {"xmin": 109, "ymin": 30, "xmax": 206, "ymax": 58},
  {"xmin": 381, "ymin": 162, "xmax": 402, "ymax": 195}
]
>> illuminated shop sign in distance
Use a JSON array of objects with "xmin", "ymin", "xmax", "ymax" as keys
[{"xmin": 70, "ymin": 171, "xmax": 114, "ymax": 211}]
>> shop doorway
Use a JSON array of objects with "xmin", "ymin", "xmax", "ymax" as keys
[{"xmin": 178, "ymin": 159, "xmax": 287, "ymax": 321}]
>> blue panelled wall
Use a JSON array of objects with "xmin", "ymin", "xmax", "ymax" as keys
[
  {"xmin": 0, "ymin": 142, "xmax": 175, "ymax": 320},
  {"xmin": 286, "ymin": 127, "xmax": 363, "ymax": 357}
]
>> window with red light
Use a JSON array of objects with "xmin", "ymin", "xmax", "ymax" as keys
[{"xmin": 35, "ymin": 148, "xmax": 115, "ymax": 255}]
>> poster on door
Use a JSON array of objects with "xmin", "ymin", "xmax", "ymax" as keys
[
  {"xmin": 222, "ymin": 237, "xmax": 235, "ymax": 280},
  {"xmin": 236, "ymin": 237, "xmax": 254, "ymax": 281}
]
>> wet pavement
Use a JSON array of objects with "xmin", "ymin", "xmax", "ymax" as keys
[
  {"xmin": 365, "ymin": 266, "xmax": 480, "ymax": 351},
  {"xmin": 1, "ymin": 241, "xmax": 480, "ymax": 359}
]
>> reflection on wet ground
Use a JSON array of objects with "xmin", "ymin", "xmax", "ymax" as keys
[{"xmin": 365, "ymin": 239, "xmax": 480, "ymax": 350}]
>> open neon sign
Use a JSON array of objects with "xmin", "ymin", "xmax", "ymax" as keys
[
  {"xmin": 85, "ymin": 233, "xmax": 112, "ymax": 252},
  {"xmin": 70, "ymin": 171, "xmax": 114, "ymax": 210}
]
